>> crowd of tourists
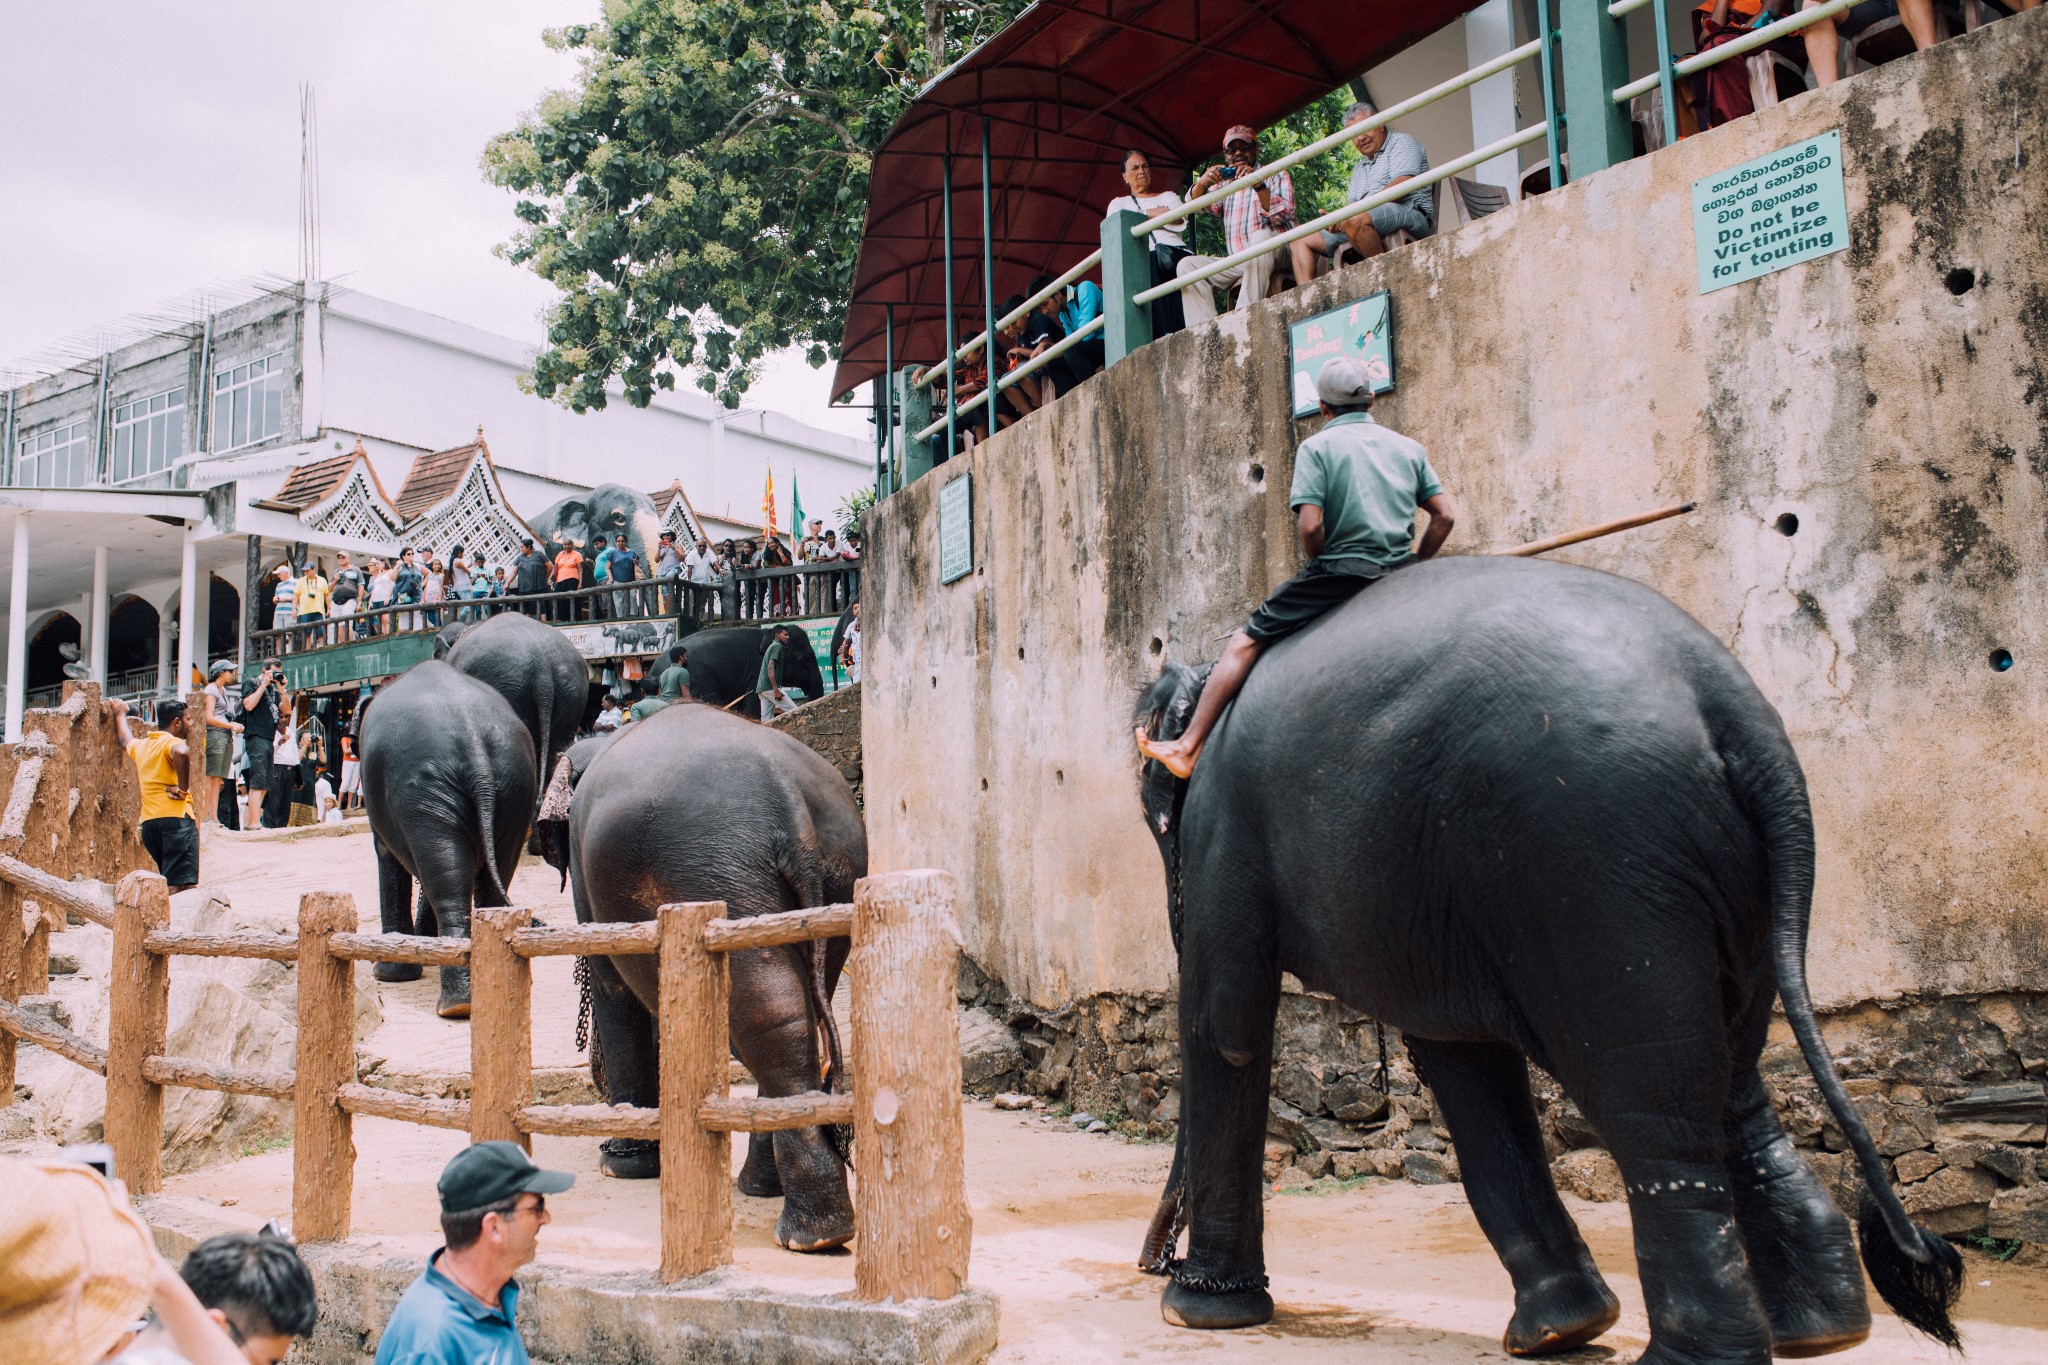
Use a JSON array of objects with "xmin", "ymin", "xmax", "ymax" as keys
[{"xmin": 2, "ymin": 1139, "xmax": 566, "ymax": 1365}]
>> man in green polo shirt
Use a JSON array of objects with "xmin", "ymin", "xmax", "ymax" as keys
[
  {"xmin": 1135, "ymin": 356, "xmax": 1456, "ymax": 778},
  {"xmin": 757, "ymin": 624, "xmax": 798, "ymax": 720},
  {"xmin": 657, "ymin": 643, "xmax": 692, "ymax": 703}
]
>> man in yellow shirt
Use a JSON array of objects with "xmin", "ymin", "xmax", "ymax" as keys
[{"xmin": 113, "ymin": 697, "xmax": 199, "ymax": 892}]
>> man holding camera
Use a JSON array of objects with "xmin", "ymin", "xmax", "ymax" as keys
[
  {"xmin": 1175, "ymin": 124, "xmax": 1311, "ymax": 327},
  {"xmin": 239, "ymin": 661, "xmax": 289, "ymax": 832}
]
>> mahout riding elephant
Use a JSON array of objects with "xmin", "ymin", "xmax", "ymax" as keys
[
  {"xmin": 528, "ymin": 483, "xmax": 664, "ymax": 563},
  {"xmin": 1132, "ymin": 555, "xmax": 1960, "ymax": 1361},
  {"xmin": 360, "ymin": 660, "xmax": 538, "ymax": 1018},
  {"xmin": 442, "ymin": 610, "xmax": 590, "ymax": 794},
  {"xmin": 680, "ymin": 625, "xmax": 826, "ymax": 712},
  {"xmin": 565, "ymin": 701, "xmax": 864, "ymax": 1251}
]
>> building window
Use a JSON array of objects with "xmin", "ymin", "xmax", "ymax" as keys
[
  {"xmin": 110, "ymin": 387, "xmax": 186, "ymax": 482},
  {"xmin": 15, "ymin": 419, "xmax": 93, "ymax": 487},
  {"xmin": 212, "ymin": 352, "xmax": 287, "ymax": 452}
]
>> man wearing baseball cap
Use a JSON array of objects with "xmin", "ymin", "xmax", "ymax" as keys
[
  {"xmin": 1173, "ymin": 123, "xmax": 1316, "ymax": 327},
  {"xmin": 372, "ymin": 1142, "xmax": 574, "ymax": 1365},
  {"xmin": 1136, "ymin": 356, "xmax": 1455, "ymax": 778}
]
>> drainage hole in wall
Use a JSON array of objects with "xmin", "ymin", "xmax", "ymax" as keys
[
  {"xmin": 1017, "ymin": 646, "xmax": 1025, "ymax": 660},
  {"xmin": 930, "ymin": 676, "xmax": 938, "ymax": 689},
  {"xmin": 1055, "ymin": 769, "xmax": 1065, "ymax": 784},
  {"xmin": 1247, "ymin": 463, "xmax": 1265, "ymax": 485},
  {"xmin": 1148, "ymin": 635, "xmax": 1163, "ymax": 656},
  {"xmin": 981, "ymin": 777, "xmax": 989, "ymax": 791},
  {"xmin": 1990, "ymin": 648, "xmax": 2014, "ymax": 672},
  {"xmin": 1945, "ymin": 267, "xmax": 1976, "ymax": 296},
  {"xmin": 1775, "ymin": 513, "xmax": 1799, "ymax": 537}
]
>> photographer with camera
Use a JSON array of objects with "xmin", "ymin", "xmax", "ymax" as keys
[
  {"xmin": 238, "ymin": 661, "xmax": 290, "ymax": 832},
  {"xmin": 1175, "ymin": 124, "xmax": 1310, "ymax": 327}
]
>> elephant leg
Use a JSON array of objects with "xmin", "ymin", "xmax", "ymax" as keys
[
  {"xmin": 737, "ymin": 1131, "xmax": 783, "ymax": 1198},
  {"xmin": 372, "ymin": 834, "xmax": 422, "ymax": 983},
  {"xmin": 1723, "ymin": 996, "xmax": 1869, "ymax": 1357},
  {"xmin": 1408, "ymin": 1036, "xmax": 1619, "ymax": 1356},
  {"xmin": 1159, "ymin": 887, "xmax": 1279, "ymax": 1331},
  {"xmin": 414, "ymin": 855, "xmax": 476, "ymax": 1019},
  {"xmin": 587, "ymin": 950, "xmax": 663, "ymax": 1179},
  {"xmin": 729, "ymin": 946, "xmax": 853, "ymax": 1252},
  {"xmin": 1566, "ymin": 992, "xmax": 1772, "ymax": 1365}
]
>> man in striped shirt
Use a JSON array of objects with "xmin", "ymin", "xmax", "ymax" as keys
[{"xmin": 1175, "ymin": 125, "xmax": 1315, "ymax": 327}]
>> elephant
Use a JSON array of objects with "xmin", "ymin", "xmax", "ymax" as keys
[
  {"xmin": 442, "ymin": 611, "xmax": 591, "ymax": 797},
  {"xmin": 360, "ymin": 660, "xmax": 538, "ymax": 1018},
  {"xmin": 1131, "ymin": 556, "xmax": 1960, "ymax": 1362},
  {"xmin": 678, "ymin": 625, "xmax": 826, "ymax": 713},
  {"xmin": 532, "ymin": 731, "xmax": 617, "ymax": 888},
  {"xmin": 566, "ymin": 701, "xmax": 864, "ymax": 1251},
  {"xmin": 528, "ymin": 483, "xmax": 665, "ymax": 564}
]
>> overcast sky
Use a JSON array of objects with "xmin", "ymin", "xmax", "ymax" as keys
[{"xmin": 0, "ymin": 1, "xmax": 867, "ymax": 437}]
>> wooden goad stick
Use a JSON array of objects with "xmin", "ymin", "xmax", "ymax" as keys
[{"xmin": 1499, "ymin": 501, "xmax": 1696, "ymax": 557}]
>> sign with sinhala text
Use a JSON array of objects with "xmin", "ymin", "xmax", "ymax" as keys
[
  {"xmin": 939, "ymin": 472, "xmax": 973, "ymax": 585},
  {"xmin": 1693, "ymin": 130, "xmax": 1848, "ymax": 294},
  {"xmin": 1289, "ymin": 292, "xmax": 1393, "ymax": 418}
]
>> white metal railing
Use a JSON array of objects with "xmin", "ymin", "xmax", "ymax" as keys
[
  {"xmin": 1130, "ymin": 37, "xmax": 1546, "ymax": 244},
  {"xmin": 912, "ymin": 316, "xmax": 1104, "ymax": 443},
  {"xmin": 1136, "ymin": 125, "xmax": 1548, "ymax": 305},
  {"xmin": 1614, "ymin": 0, "xmax": 1854, "ymax": 103},
  {"xmin": 911, "ymin": 249, "xmax": 1105, "ymax": 390}
]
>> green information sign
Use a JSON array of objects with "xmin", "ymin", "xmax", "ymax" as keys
[
  {"xmin": 279, "ymin": 634, "xmax": 436, "ymax": 692},
  {"xmin": 1289, "ymin": 291, "xmax": 1393, "ymax": 418},
  {"xmin": 1693, "ymin": 130, "xmax": 1848, "ymax": 294},
  {"xmin": 939, "ymin": 472, "xmax": 973, "ymax": 585}
]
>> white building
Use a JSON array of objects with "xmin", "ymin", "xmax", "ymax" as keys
[{"xmin": 0, "ymin": 281, "xmax": 877, "ymax": 731}]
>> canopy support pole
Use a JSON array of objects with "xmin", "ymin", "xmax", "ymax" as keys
[
  {"xmin": 1100, "ymin": 209, "xmax": 1154, "ymax": 368},
  {"xmin": 941, "ymin": 149, "xmax": 957, "ymax": 467},
  {"xmin": 980, "ymin": 118, "xmax": 997, "ymax": 432},
  {"xmin": 880, "ymin": 304, "xmax": 896, "ymax": 498},
  {"xmin": 1559, "ymin": 0, "xmax": 1633, "ymax": 175}
]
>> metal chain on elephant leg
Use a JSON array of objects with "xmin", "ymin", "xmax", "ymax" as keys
[
  {"xmin": 1166, "ymin": 1264, "xmax": 1271, "ymax": 1296},
  {"xmin": 573, "ymin": 956, "xmax": 606, "ymax": 1097},
  {"xmin": 1375, "ymin": 1018, "xmax": 1390, "ymax": 1096}
]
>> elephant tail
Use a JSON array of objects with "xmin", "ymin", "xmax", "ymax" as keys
[
  {"xmin": 1739, "ymin": 737, "xmax": 1962, "ymax": 1347},
  {"xmin": 473, "ymin": 776, "xmax": 513, "ymax": 906}
]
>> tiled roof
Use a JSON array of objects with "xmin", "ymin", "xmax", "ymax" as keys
[
  {"xmin": 274, "ymin": 451, "xmax": 360, "ymax": 510},
  {"xmin": 651, "ymin": 482, "xmax": 684, "ymax": 518},
  {"xmin": 395, "ymin": 428, "xmax": 486, "ymax": 521}
]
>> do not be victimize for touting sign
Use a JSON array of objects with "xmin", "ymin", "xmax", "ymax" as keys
[{"xmin": 1692, "ymin": 130, "xmax": 1849, "ymax": 294}]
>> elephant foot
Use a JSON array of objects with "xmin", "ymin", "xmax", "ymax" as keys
[
  {"xmin": 774, "ymin": 1205, "xmax": 853, "ymax": 1253},
  {"xmin": 373, "ymin": 962, "xmax": 422, "ymax": 983},
  {"xmin": 737, "ymin": 1144, "xmax": 784, "ymax": 1198},
  {"xmin": 1160, "ymin": 1277, "xmax": 1273, "ymax": 1330},
  {"xmin": 436, "ymin": 966, "xmax": 472, "ymax": 1019},
  {"xmin": 1502, "ymin": 1270, "xmax": 1621, "ymax": 1356},
  {"xmin": 599, "ymin": 1138, "xmax": 661, "ymax": 1180}
]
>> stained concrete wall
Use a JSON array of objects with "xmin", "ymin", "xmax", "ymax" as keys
[{"xmin": 865, "ymin": 14, "xmax": 2048, "ymax": 1018}]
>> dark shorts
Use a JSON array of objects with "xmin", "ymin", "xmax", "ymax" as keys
[
  {"xmin": 141, "ymin": 816, "xmax": 199, "ymax": 886},
  {"xmin": 205, "ymin": 729, "xmax": 232, "ymax": 778},
  {"xmin": 1835, "ymin": 0, "xmax": 1899, "ymax": 38},
  {"xmin": 1245, "ymin": 556, "xmax": 1409, "ymax": 643},
  {"xmin": 243, "ymin": 739, "xmax": 276, "ymax": 791}
]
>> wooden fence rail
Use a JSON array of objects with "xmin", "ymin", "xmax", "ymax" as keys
[{"xmin": 0, "ymin": 860, "xmax": 968, "ymax": 1302}]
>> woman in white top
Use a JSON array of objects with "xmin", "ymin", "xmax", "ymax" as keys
[{"xmin": 1104, "ymin": 149, "xmax": 1191, "ymax": 336}]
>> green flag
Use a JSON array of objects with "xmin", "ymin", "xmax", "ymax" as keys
[{"xmin": 790, "ymin": 470, "xmax": 805, "ymax": 546}]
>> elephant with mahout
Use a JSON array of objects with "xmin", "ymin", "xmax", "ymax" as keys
[
  {"xmin": 440, "ymin": 610, "xmax": 591, "ymax": 796},
  {"xmin": 360, "ymin": 660, "xmax": 538, "ymax": 1018},
  {"xmin": 679, "ymin": 625, "xmax": 826, "ymax": 713},
  {"xmin": 1131, "ymin": 554, "xmax": 1962, "ymax": 1363},
  {"xmin": 563, "ymin": 701, "xmax": 864, "ymax": 1251}
]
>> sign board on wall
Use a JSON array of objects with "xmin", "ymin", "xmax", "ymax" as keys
[
  {"xmin": 939, "ymin": 473, "xmax": 973, "ymax": 584},
  {"xmin": 1692, "ymin": 130, "xmax": 1848, "ymax": 293},
  {"xmin": 1288, "ymin": 292, "xmax": 1393, "ymax": 418},
  {"xmin": 557, "ymin": 618, "xmax": 680, "ymax": 660}
]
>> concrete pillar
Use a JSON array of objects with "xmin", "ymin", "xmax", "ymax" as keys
[
  {"xmin": 88, "ymin": 546, "xmax": 109, "ymax": 683},
  {"xmin": 156, "ymin": 605, "xmax": 174, "ymax": 698},
  {"xmin": 6, "ymin": 514, "xmax": 28, "ymax": 742},
  {"xmin": 243, "ymin": 535, "xmax": 263, "ymax": 663},
  {"xmin": 895, "ymin": 367, "xmax": 935, "ymax": 488},
  {"xmin": 1559, "ymin": 0, "xmax": 1634, "ymax": 177},
  {"xmin": 300, "ymin": 294, "xmax": 324, "ymax": 440},
  {"xmin": 191, "ymin": 573, "xmax": 212, "ymax": 675},
  {"xmin": 1465, "ymin": 1, "xmax": 1522, "ymax": 190},
  {"xmin": 1099, "ymin": 208, "xmax": 1155, "ymax": 369},
  {"xmin": 175, "ymin": 527, "xmax": 198, "ymax": 701}
]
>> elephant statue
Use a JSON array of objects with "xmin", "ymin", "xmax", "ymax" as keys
[
  {"xmin": 566, "ymin": 702, "xmax": 864, "ymax": 1252},
  {"xmin": 442, "ymin": 611, "xmax": 591, "ymax": 798},
  {"xmin": 360, "ymin": 660, "xmax": 538, "ymax": 1018},
  {"xmin": 528, "ymin": 482, "xmax": 665, "ymax": 563},
  {"xmin": 1131, "ymin": 556, "xmax": 1960, "ymax": 1361},
  {"xmin": 679, "ymin": 625, "xmax": 826, "ymax": 713}
]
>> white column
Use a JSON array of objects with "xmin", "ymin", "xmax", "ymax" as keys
[
  {"xmin": 300, "ymin": 294, "xmax": 324, "ymax": 440},
  {"xmin": 191, "ymin": 571, "xmax": 212, "ymax": 675},
  {"xmin": 88, "ymin": 546, "xmax": 109, "ymax": 683},
  {"xmin": 175, "ymin": 526, "xmax": 198, "ymax": 702},
  {"xmin": 1465, "ymin": 1, "xmax": 1521, "ymax": 191},
  {"xmin": 156, "ymin": 604, "xmax": 174, "ymax": 698},
  {"xmin": 6, "ymin": 514, "xmax": 28, "ymax": 741}
]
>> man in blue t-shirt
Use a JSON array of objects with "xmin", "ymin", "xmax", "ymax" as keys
[{"xmin": 1135, "ymin": 357, "xmax": 1455, "ymax": 778}]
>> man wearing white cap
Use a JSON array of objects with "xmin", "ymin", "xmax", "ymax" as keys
[{"xmin": 1136, "ymin": 356, "xmax": 1455, "ymax": 778}]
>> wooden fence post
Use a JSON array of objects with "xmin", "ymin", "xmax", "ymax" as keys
[
  {"xmin": 105, "ymin": 871, "xmax": 171, "ymax": 1194},
  {"xmin": 295, "ymin": 892, "xmax": 358, "ymax": 1242},
  {"xmin": 659, "ymin": 901, "xmax": 731, "ymax": 1281},
  {"xmin": 469, "ymin": 907, "xmax": 531, "ymax": 1150},
  {"xmin": 19, "ymin": 898, "xmax": 52, "ymax": 995},
  {"xmin": 0, "ymin": 881, "xmax": 20, "ymax": 1103},
  {"xmin": 851, "ymin": 869, "xmax": 970, "ymax": 1302}
]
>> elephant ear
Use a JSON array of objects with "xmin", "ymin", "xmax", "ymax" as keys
[{"xmin": 1134, "ymin": 663, "xmax": 1208, "ymax": 837}]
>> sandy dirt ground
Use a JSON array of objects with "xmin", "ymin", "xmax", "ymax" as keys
[{"xmin": 152, "ymin": 825, "xmax": 2048, "ymax": 1362}]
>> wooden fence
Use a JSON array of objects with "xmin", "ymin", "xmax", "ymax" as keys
[{"xmin": 0, "ymin": 862, "xmax": 970, "ymax": 1301}]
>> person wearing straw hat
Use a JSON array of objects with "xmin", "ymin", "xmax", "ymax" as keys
[
  {"xmin": 371, "ymin": 1141, "xmax": 573, "ymax": 1365},
  {"xmin": 1135, "ymin": 356, "xmax": 1456, "ymax": 779},
  {"xmin": 0, "ymin": 1157, "xmax": 245, "ymax": 1365}
]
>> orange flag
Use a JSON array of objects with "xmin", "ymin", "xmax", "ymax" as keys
[{"xmin": 762, "ymin": 464, "xmax": 778, "ymax": 539}]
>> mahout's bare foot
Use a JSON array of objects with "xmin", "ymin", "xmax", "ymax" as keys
[{"xmin": 1133, "ymin": 726, "xmax": 1199, "ymax": 780}]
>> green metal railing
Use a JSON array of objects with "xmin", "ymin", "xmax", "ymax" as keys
[{"xmin": 1614, "ymin": 0, "xmax": 1855, "ymax": 105}]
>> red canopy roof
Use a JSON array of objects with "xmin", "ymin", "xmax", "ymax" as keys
[{"xmin": 831, "ymin": 0, "xmax": 1479, "ymax": 394}]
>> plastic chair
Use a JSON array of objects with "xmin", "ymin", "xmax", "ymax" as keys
[
  {"xmin": 1746, "ymin": 50, "xmax": 1811, "ymax": 108},
  {"xmin": 1452, "ymin": 177, "xmax": 1513, "ymax": 223}
]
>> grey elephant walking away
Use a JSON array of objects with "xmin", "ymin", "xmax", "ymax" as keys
[
  {"xmin": 360, "ymin": 660, "xmax": 538, "ymax": 1018},
  {"xmin": 1133, "ymin": 555, "xmax": 1961, "ymax": 1363},
  {"xmin": 442, "ymin": 610, "xmax": 591, "ymax": 799}
]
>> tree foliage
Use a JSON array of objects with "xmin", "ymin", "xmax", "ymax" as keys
[{"xmin": 486, "ymin": 3, "xmax": 1375, "ymax": 411}]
